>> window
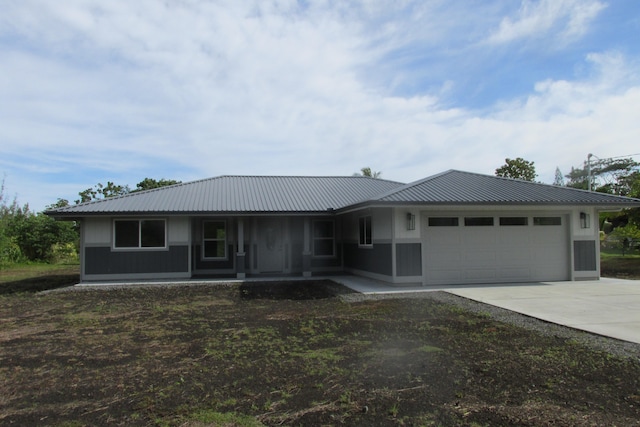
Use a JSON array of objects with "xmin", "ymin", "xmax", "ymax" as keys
[
  {"xmin": 114, "ymin": 219, "xmax": 166, "ymax": 249},
  {"xmin": 464, "ymin": 217, "xmax": 494, "ymax": 226},
  {"xmin": 428, "ymin": 217, "xmax": 459, "ymax": 227},
  {"xmin": 533, "ymin": 217, "xmax": 562, "ymax": 226},
  {"xmin": 359, "ymin": 216, "xmax": 372, "ymax": 246},
  {"xmin": 203, "ymin": 221, "xmax": 227, "ymax": 259},
  {"xmin": 499, "ymin": 217, "xmax": 528, "ymax": 226},
  {"xmin": 313, "ymin": 220, "xmax": 335, "ymax": 256}
]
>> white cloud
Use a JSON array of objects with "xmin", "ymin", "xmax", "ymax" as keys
[
  {"xmin": 486, "ymin": 0, "xmax": 606, "ymax": 46},
  {"xmin": 1, "ymin": 1, "xmax": 639, "ymax": 210}
]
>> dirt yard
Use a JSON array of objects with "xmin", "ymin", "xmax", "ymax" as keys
[{"xmin": 1, "ymin": 280, "xmax": 640, "ymax": 426}]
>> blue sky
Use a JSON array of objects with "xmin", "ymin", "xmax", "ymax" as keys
[{"xmin": 1, "ymin": 0, "xmax": 640, "ymax": 211}]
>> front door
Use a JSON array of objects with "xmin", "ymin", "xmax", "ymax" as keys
[{"xmin": 258, "ymin": 218, "xmax": 284, "ymax": 273}]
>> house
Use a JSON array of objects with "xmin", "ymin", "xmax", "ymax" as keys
[{"xmin": 46, "ymin": 170, "xmax": 640, "ymax": 285}]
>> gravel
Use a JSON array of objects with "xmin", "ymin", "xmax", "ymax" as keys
[{"xmin": 340, "ymin": 290, "xmax": 640, "ymax": 362}]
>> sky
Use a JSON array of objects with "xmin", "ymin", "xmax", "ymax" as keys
[{"xmin": 1, "ymin": 0, "xmax": 640, "ymax": 211}]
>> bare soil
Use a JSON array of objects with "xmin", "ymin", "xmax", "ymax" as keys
[
  {"xmin": 601, "ymin": 256, "xmax": 640, "ymax": 279},
  {"xmin": 1, "ymin": 280, "xmax": 640, "ymax": 426}
]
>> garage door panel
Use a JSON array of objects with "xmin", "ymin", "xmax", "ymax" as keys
[
  {"xmin": 463, "ymin": 269, "xmax": 496, "ymax": 281},
  {"xmin": 464, "ymin": 229, "xmax": 496, "ymax": 245},
  {"xmin": 497, "ymin": 249, "xmax": 531, "ymax": 264},
  {"xmin": 427, "ymin": 248, "xmax": 461, "ymax": 263},
  {"xmin": 428, "ymin": 228, "xmax": 462, "ymax": 244},
  {"xmin": 424, "ymin": 213, "xmax": 569, "ymax": 285},
  {"xmin": 532, "ymin": 230, "xmax": 564, "ymax": 245},
  {"xmin": 497, "ymin": 228, "xmax": 530, "ymax": 244},
  {"xmin": 463, "ymin": 251, "xmax": 496, "ymax": 267},
  {"xmin": 498, "ymin": 268, "xmax": 532, "ymax": 280},
  {"xmin": 427, "ymin": 270, "xmax": 462, "ymax": 284}
]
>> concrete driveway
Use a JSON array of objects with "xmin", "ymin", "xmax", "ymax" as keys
[
  {"xmin": 444, "ymin": 278, "xmax": 640, "ymax": 344},
  {"xmin": 333, "ymin": 276, "xmax": 640, "ymax": 344}
]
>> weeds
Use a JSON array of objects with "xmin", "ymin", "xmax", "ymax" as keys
[{"xmin": 1, "ymin": 284, "xmax": 639, "ymax": 426}]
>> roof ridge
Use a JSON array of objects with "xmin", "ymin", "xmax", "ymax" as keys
[
  {"xmin": 368, "ymin": 169, "xmax": 454, "ymax": 200},
  {"xmin": 451, "ymin": 169, "xmax": 640, "ymax": 200}
]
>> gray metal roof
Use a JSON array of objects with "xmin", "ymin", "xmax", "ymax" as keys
[
  {"xmin": 47, "ymin": 170, "xmax": 640, "ymax": 217},
  {"xmin": 48, "ymin": 175, "xmax": 404, "ymax": 216},
  {"xmin": 369, "ymin": 170, "xmax": 640, "ymax": 207}
]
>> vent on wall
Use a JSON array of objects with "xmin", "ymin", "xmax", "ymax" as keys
[{"xmin": 574, "ymin": 240, "xmax": 596, "ymax": 271}]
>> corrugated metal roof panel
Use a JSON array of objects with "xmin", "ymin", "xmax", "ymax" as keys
[
  {"xmin": 46, "ymin": 170, "xmax": 640, "ymax": 217},
  {"xmin": 48, "ymin": 175, "xmax": 404, "ymax": 215},
  {"xmin": 374, "ymin": 170, "xmax": 640, "ymax": 205}
]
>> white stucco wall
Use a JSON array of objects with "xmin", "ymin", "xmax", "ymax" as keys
[
  {"xmin": 83, "ymin": 217, "xmax": 111, "ymax": 245},
  {"xmin": 393, "ymin": 207, "xmax": 421, "ymax": 240}
]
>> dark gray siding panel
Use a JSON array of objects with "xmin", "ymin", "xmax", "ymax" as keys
[
  {"xmin": 343, "ymin": 243, "xmax": 392, "ymax": 276},
  {"xmin": 574, "ymin": 240, "xmax": 597, "ymax": 271},
  {"xmin": 291, "ymin": 241, "xmax": 304, "ymax": 272},
  {"xmin": 396, "ymin": 243, "xmax": 422, "ymax": 276},
  {"xmin": 85, "ymin": 246, "xmax": 189, "ymax": 275}
]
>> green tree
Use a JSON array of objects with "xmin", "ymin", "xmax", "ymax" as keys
[
  {"xmin": 609, "ymin": 224, "xmax": 640, "ymax": 256},
  {"xmin": 133, "ymin": 178, "xmax": 181, "ymax": 192},
  {"xmin": 553, "ymin": 167, "xmax": 564, "ymax": 186},
  {"xmin": 8, "ymin": 210, "xmax": 77, "ymax": 262},
  {"xmin": 76, "ymin": 178, "xmax": 181, "ymax": 202},
  {"xmin": 565, "ymin": 157, "xmax": 639, "ymax": 195},
  {"xmin": 354, "ymin": 167, "xmax": 382, "ymax": 178},
  {"xmin": 495, "ymin": 158, "xmax": 537, "ymax": 181},
  {"xmin": 566, "ymin": 157, "xmax": 640, "ymax": 231},
  {"xmin": 76, "ymin": 181, "xmax": 130, "ymax": 204},
  {"xmin": 0, "ymin": 178, "xmax": 22, "ymax": 264}
]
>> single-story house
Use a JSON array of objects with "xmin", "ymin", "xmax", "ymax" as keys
[{"xmin": 47, "ymin": 170, "xmax": 640, "ymax": 285}]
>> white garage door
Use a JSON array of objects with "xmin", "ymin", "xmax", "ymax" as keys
[{"xmin": 423, "ymin": 214, "xmax": 569, "ymax": 285}]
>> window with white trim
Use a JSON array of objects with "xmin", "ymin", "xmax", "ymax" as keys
[
  {"xmin": 114, "ymin": 219, "xmax": 166, "ymax": 249},
  {"xmin": 464, "ymin": 217, "xmax": 494, "ymax": 226},
  {"xmin": 428, "ymin": 217, "xmax": 459, "ymax": 227},
  {"xmin": 359, "ymin": 216, "xmax": 372, "ymax": 246},
  {"xmin": 313, "ymin": 220, "xmax": 335, "ymax": 257},
  {"xmin": 533, "ymin": 217, "xmax": 562, "ymax": 226},
  {"xmin": 203, "ymin": 220, "xmax": 227, "ymax": 259}
]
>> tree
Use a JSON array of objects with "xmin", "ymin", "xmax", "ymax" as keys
[
  {"xmin": 7, "ymin": 207, "xmax": 78, "ymax": 262},
  {"xmin": 76, "ymin": 178, "xmax": 181, "ymax": 203},
  {"xmin": 565, "ymin": 157, "xmax": 639, "ymax": 195},
  {"xmin": 495, "ymin": 158, "xmax": 537, "ymax": 181},
  {"xmin": 553, "ymin": 167, "xmax": 565, "ymax": 186},
  {"xmin": 565, "ymin": 157, "xmax": 640, "ymax": 238},
  {"xmin": 133, "ymin": 178, "xmax": 181, "ymax": 192},
  {"xmin": 354, "ymin": 167, "xmax": 382, "ymax": 178},
  {"xmin": 0, "ymin": 188, "xmax": 78, "ymax": 263},
  {"xmin": 609, "ymin": 223, "xmax": 640, "ymax": 256},
  {"xmin": 76, "ymin": 182, "xmax": 130, "ymax": 204},
  {"xmin": 0, "ymin": 177, "xmax": 22, "ymax": 264}
]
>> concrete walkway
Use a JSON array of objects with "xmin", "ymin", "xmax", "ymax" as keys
[{"xmin": 332, "ymin": 276, "xmax": 640, "ymax": 344}]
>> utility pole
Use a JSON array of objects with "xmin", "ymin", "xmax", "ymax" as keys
[{"xmin": 587, "ymin": 153, "xmax": 593, "ymax": 191}]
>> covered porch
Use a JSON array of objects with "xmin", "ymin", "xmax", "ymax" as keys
[{"xmin": 190, "ymin": 215, "xmax": 343, "ymax": 279}]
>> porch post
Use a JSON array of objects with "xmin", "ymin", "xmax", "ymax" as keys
[
  {"xmin": 236, "ymin": 218, "xmax": 246, "ymax": 279},
  {"xmin": 302, "ymin": 217, "xmax": 312, "ymax": 277}
]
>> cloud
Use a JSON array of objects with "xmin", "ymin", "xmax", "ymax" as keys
[
  {"xmin": 486, "ymin": 0, "xmax": 606, "ymax": 46},
  {"xmin": 0, "ymin": 1, "xmax": 639, "ymax": 211}
]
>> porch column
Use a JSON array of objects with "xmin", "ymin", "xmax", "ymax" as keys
[
  {"xmin": 236, "ymin": 218, "xmax": 246, "ymax": 279},
  {"xmin": 302, "ymin": 217, "xmax": 312, "ymax": 277}
]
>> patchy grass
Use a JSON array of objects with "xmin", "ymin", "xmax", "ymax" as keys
[
  {"xmin": 0, "ymin": 263, "xmax": 79, "ymax": 294},
  {"xmin": 1, "ymin": 283, "xmax": 639, "ymax": 426}
]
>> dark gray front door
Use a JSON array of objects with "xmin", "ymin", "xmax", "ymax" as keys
[{"xmin": 258, "ymin": 218, "xmax": 284, "ymax": 273}]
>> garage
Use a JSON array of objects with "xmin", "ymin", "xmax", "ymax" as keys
[{"xmin": 423, "ymin": 213, "xmax": 570, "ymax": 285}]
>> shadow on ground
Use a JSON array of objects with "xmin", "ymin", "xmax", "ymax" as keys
[
  {"xmin": 0, "ymin": 274, "xmax": 80, "ymax": 295},
  {"xmin": 239, "ymin": 280, "xmax": 355, "ymax": 300}
]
